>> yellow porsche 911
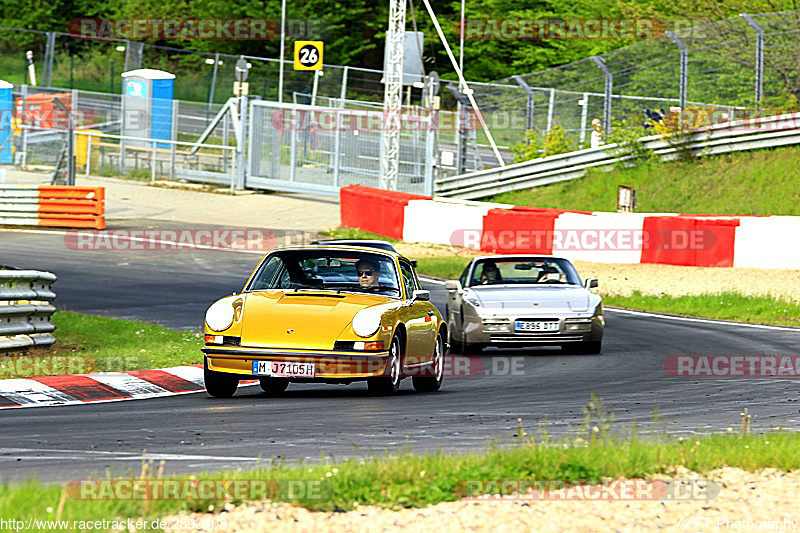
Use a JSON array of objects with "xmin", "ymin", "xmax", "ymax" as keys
[{"xmin": 202, "ymin": 245, "xmax": 446, "ymax": 397}]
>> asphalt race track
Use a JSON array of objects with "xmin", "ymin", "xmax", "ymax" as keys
[{"xmin": 2, "ymin": 229, "xmax": 799, "ymax": 483}]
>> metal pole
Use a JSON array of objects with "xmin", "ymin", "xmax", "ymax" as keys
[
  {"xmin": 459, "ymin": 0, "xmax": 465, "ymax": 85},
  {"xmin": 666, "ymin": 32, "xmax": 688, "ymax": 110},
  {"xmin": 208, "ymin": 53, "xmax": 219, "ymax": 117},
  {"xmin": 85, "ymin": 134, "xmax": 92, "ymax": 177},
  {"xmin": 590, "ymin": 56, "xmax": 613, "ymax": 133},
  {"xmin": 741, "ymin": 14, "xmax": 764, "ymax": 107},
  {"xmin": 236, "ymin": 95, "xmax": 248, "ymax": 190},
  {"xmin": 424, "ymin": 110, "xmax": 435, "ymax": 196},
  {"xmin": 278, "ymin": 0, "xmax": 286, "ymax": 103},
  {"xmin": 580, "ymin": 92, "xmax": 589, "ymax": 146},
  {"xmin": 21, "ymin": 85, "xmax": 28, "ymax": 167},
  {"xmin": 340, "ymin": 66, "xmax": 349, "ymax": 103},
  {"xmin": 546, "ymin": 88, "xmax": 555, "ymax": 133},
  {"xmin": 151, "ymin": 137, "xmax": 156, "ymax": 183},
  {"xmin": 511, "ymin": 75, "xmax": 535, "ymax": 131},
  {"xmin": 170, "ymin": 101, "xmax": 178, "ymax": 180}
]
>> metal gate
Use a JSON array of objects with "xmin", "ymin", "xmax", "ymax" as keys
[{"xmin": 247, "ymin": 100, "xmax": 435, "ymax": 196}]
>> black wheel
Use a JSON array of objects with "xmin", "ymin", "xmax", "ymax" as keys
[
  {"xmin": 368, "ymin": 335, "xmax": 402, "ymax": 395},
  {"xmin": 448, "ymin": 327, "xmax": 464, "ymax": 355},
  {"xmin": 259, "ymin": 377, "xmax": 289, "ymax": 394},
  {"xmin": 463, "ymin": 341, "xmax": 485, "ymax": 355},
  {"xmin": 413, "ymin": 331, "xmax": 445, "ymax": 392},
  {"xmin": 204, "ymin": 357, "xmax": 239, "ymax": 398},
  {"xmin": 562, "ymin": 340, "xmax": 602, "ymax": 355}
]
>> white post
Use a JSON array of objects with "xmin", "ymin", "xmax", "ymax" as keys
[
  {"xmin": 85, "ymin": 134, "xmax": 92, "ymax": 177},
  {"xmin": 278, "ymin": 0, "xmax": 286, "ymax": 103},
  {"xmin": 579, "ymin": 93, "xmax": 589, "ymax": 146}
]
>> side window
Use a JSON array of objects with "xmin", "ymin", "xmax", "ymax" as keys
[
  {"xmin": 250, "ymin": 256, "xmax": 284, "ymax": 290},
  {"xmin": 459, "ymin": 264, "xmax": 470, "ymax": 287},
  {"xmin": 399, "ymin": 262, "xmax": 417, "ymax": 298}
]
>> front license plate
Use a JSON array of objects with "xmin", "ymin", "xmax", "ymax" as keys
[
  {"xmin": 252, "ymin": 361, "xmax": 315, "ymax": 378},
  {"xmin": 515, "ymin": 320, "xmax": 559, "ymax": 332}
]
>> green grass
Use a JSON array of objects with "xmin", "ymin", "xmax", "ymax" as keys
[
  {"xmin": 320, "ymin": 227, "xmax": 398, "ymax": 242},
  {"xmin": 605, "ymin": 291, "xmax": 800, "ymax": 327},
  {"xmin": 2, "ymin": 422, "xmax": 798, "ymax": 529},
  {"xmin": 415, "ymin": 257, "xmax": 470, "ymax": 280},
  {"xmin": 489, "ymin": 145, "xmax": 800, "ymax": 215},
  {"xmin": 2, "ymin": 311, "xmax": 203, "ymax": 378}
]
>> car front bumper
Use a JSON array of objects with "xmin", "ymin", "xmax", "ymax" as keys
[
  {"xmin": 202, "ymin": 346, "xmax": 393, "ymax": 380},
  {"xmin": 464, "ymin": 315, "xmax": 604, "ymax": 346}
]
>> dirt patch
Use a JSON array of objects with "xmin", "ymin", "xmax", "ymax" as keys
[
  {"xmin": 393, "ymin": 241, "xmax": 800, "ymax": 302},
  {"xmin": 164, "ymin": 467, "xmax": 800, "ymax": 532}
]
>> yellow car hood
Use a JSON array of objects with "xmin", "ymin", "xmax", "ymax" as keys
[{"xmin": 240, "ymin": 290, "xmax": 390, "ymax": 349}]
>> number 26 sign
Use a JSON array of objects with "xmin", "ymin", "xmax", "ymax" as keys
[{"xmin": 293, "ymin": 41, "xmax": 323, "ymax": 71}]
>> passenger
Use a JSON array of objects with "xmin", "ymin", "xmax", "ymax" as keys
[{"xmin": 479, "ymin": 262, "xmax": 502, "ymax": 284}]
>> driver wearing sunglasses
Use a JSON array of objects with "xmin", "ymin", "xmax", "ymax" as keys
[{"xmin": 355, "ymin": 258, "xmax": 380, "ymax": 289}]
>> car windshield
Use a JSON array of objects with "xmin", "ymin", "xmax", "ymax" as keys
[
  {"xmin": 247, "ymin": 250, "xmax": 402, "ymax": 297},
  {"xmin": 469, "ymin": 258, "xmax": 582, "ymax": 286}
]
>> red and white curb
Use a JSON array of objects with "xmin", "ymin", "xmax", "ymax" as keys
[{"xmin": 0, "ymin": 365, "xmax": 253, "ymax": 409}]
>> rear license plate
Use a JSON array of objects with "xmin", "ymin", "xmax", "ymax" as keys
[
  {"xmin": 515, "ymin": 320, "xmax": 559, "ymax": 332},
  {"xmin": 252, "ymin": 361, "xmax": 315, "ymax": 378}
]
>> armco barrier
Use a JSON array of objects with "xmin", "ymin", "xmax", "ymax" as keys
[
  {"xmin": 0, "ymin": 186, "xmax": 105, "ymax": 229},
  {"xmin": 339, "ymin": 186, "xmax": 799, "ymax": 270},
  {"xmin": 0, "ymin": 269, "xmax": 57, "ymax": 351}
]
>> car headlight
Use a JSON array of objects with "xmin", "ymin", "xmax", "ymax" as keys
[
  {"xmin": 352, "ymin": 308, "xmax": 382, "ymax": 338},
  {"xmin": 205, "ymin": 301, "xmax": 235, "ymax": 332}
]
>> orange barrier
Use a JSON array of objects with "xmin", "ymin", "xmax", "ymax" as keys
[{"xmin": 0, "ymin": 186, "xmax": 105, "ymax": 229}]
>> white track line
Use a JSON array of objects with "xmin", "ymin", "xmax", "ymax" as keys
[{"xmin": 606, "ymin": 307, "xmax": 800, "ymax": 332}]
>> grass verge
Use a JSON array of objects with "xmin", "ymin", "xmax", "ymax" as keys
[
  {"xmin": 1, "ymin": 423, "xmax": 798, "ymax": 528},
  {"xmin": 488, "ymin": 145, "xmax": 800, "ymax": 215},
  {"xmin": 604, "ymin": 291, "xmax": 800, "ymax": 327},
  {"xmin": 0, "ymin": 311, "xmax": 202, "ymax": 378}
]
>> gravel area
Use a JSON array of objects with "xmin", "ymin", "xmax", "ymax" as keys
[{"xmin": 163, "ymin": 467, "xmax": 800, "ymax": 532}]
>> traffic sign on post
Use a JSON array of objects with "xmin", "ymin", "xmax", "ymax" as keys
[{"xmin": 294, "ymin": 41, "xmax": 323, "ymax": 71}]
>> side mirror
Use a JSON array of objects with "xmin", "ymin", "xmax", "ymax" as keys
[
  {"xmin": 584, "ymin": 278, "xmax": 599, "ymax": 289},
  {"xmin": 412, "ymin": 289, "xmax": 431, "ymax": 301},
  {"xmin": 445, "ymin": 280, "xmax": 462, "ymax": 291},
  {"xmin": 410, "ymin": 259, "xmax": 418, "ymax": 267}
]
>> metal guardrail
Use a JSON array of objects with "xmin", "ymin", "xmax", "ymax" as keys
[
  {"xmin": 436, "ymin": 112, "xmax": 800, "ymax": 200},
  {"xmin": 0, "ymin": 270, "xmax": 57, "ymax": 351}
]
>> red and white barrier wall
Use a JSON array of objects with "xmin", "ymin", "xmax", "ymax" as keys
[{"xmin": 340, "ymin": 185, "xmax": 799, "ymax": 270}]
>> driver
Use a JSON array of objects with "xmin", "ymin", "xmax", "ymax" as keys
[
  {"xmin": 355, "ymin": 258, "xmax": 380, "ymax": 289},
  {"xmin": 480, "ymin": 262, "xmax": 502, "ymax": 284}
]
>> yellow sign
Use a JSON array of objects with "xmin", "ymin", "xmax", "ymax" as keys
[{"xmin": 293, "ymin": 41, "xmax": 323, "ymax": 71}]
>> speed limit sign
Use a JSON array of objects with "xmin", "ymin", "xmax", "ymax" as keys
[{"xmin": 293, "ymin": 41, "xmax": 323, "ymax": 71}]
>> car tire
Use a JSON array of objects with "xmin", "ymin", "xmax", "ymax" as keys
[
  {"xmin": 448, "ymin": 328, "xmax": 464, "ymax": 354},
  {"xmin": 259, "ymin": 377, "xmax": 289, "ymax": 394},
  {"xmin": 562, "ymin": 340, "xmax": 602, "ymax": 355},
  {"xmin": 204, "ymin": 357, "xmax": 239, "ymax": 398},
  {"xmin": 368, "ymin": 335, "xmax": 402, "ymax": 395},
  {"xmin": 413, "ymin": 331, "xmax": 445, "ymax": 393}
]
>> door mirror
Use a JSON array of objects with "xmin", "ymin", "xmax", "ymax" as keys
[
  {"xmin": 445, "ymin": 280, "xmax": 462, "ymax": 291},
  {"xmin": 584, "ymin": 278, "xmax": 599, "ymax": 289},
  {"xmin": 412, "ymin": 289, "xmax": 431, "ymax": 301}
]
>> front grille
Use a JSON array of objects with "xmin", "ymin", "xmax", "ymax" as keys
[
  {"xmin": 222, "ymin": 336, "xmax": 240, "ymax": 346},
  {"xmin": 333, "ymin": 341, "xmax": 355, "ymax": 351}
]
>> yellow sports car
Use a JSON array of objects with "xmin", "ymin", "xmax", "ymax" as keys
[{"xmin": 202, "ymin": 245, "xmax": 446, "ymax": 397}]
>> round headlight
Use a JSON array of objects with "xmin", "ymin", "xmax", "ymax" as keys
[
  {"xmin": 352, "ymin": 308, "xmax": 381, "ymax": 338},
  {"xmin": 205, "ymin": 301, "xmax": 235, "ymax": 331}
]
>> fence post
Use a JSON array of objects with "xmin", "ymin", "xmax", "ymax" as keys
[
  {"xmin": 665, "ymin": 32, "xmax": 688, "ymax": 111},
  {"xmin": 208, "ymin": 53, "xmax": 220, "ymax": 120},
  {"xmin": 85, "ymin": 133, "xmax": 92, "ymax": 177},
  {"xmin": 546, "ymin": 88, "xmax": 555, "ymax": 134},
  {"xmin": 20, "ymin": 84, "xmax": 28, "ymax": 168},
  {"xmin": 741, "ymin": 14, "xmax": 764, "ymax": 107},
  {"xmin": 170, "ymin": 101, "xmax": 178, "ymax": 180},
  {"xmin": 424, "ymin": 111, "xmax": 435, "ymax": 196},
  {"xmin": 511, "ymin": 75, "xmax": 535, "ymax": 132},
  {"xmin": 579, "ymin": 92, "xmax": 589, "ymax": 146},
  {"xmin": 590, "ymin": 56, "xmax": 613, "ymax": 133},
  {"xmin": 43, "ymin": 32, "xmax": 56, "ymax": 87}
]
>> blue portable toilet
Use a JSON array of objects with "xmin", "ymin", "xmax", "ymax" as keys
[
  {"xmin": 121, "ymin": 69, "xmax": 175, "ymax": 149},
  {"xmin": 0, "ymin": 80, "xmax": 12, "ymax": 164}
]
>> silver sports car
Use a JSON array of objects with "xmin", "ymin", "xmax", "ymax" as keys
[{"xmin": 445, "ymin": 255, "xmax": 604, "ymax": 354}]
